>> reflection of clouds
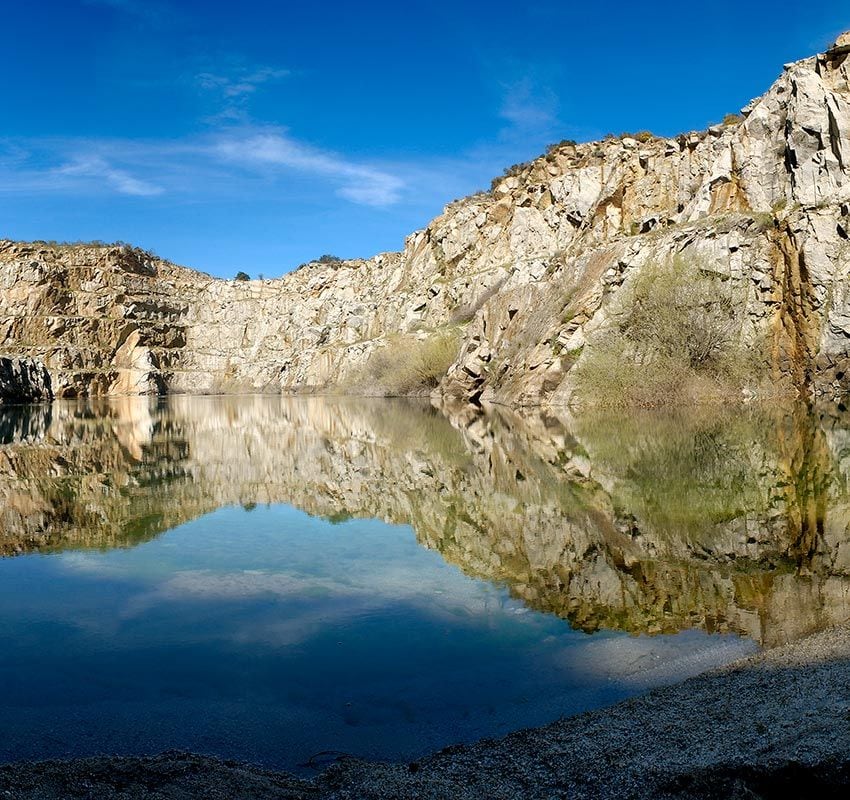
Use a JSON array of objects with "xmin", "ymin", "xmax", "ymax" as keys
[
  {"xmin": 59, "ymin": 552, "xmax": 131, "ymax": 577},
  {"xmin": 58, "ymin": 532, "xmax": 525, "ymax": 649},
  {"xmin": 164, "ymin": 569, "xmax": 336, "ymax": 599},
  {"xmin": 551, "ymin": 631, "xmax": 757, "ymax": 689},
  {"xmin": 56, "ymin": 509, "xmax": 754, "ymax": 688},
  {"xmin": 132, "ymin": 563, "xmax": 515, "ymax": 625}
]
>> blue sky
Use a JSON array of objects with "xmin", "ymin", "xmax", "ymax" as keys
[{"xmin": 1, "ymin": 1, "xmax": 846, "ymax": 278}]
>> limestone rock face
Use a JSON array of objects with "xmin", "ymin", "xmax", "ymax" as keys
[
  {"xmin": 0, "ymin": 357, "xmax": 52, "ymax": 403},
  {"xmin": 0, "ymin": 241, "xmax": 414, "ymax": 397},
  {"xmin": 3, "ymin": 38, "xmax": 850, "ymax": 404}
]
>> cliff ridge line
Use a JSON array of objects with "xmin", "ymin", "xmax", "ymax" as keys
[{"xmin": 3, "ymin": 35, "xmax": 850, "ymax": 405}]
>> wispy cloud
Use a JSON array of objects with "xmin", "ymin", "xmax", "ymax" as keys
[
  {"xmin": 0, "ymin": 140, "xmax": 172, "ymax": 197},
  {"xmin": 197, "ymin": 67, "xmax": 290, "ymax": 100},
  {"xmin": 0, "ymin": 55, "xmax": 567, "ymax": 215},
  {"xmin": 196, "ymin": 64, "xmax": 291, "ymax": 122},
  {"xmin": 56, "ymin": 155, "xmax": 164, "ymax": 197},
  {"xmin": 212, "ymin": 129, "xmax": 404, "ymax": 206},
  {"xmin": 0, "ymin": 126, "xmax": 404, "ymax": 207},
  {"xmin": 190, "ymin": 60, "xmax": 402, "ymax": 204},
  {"xmin": 498, "ymin": 77, "xmax": 559, "ymax": 138}
]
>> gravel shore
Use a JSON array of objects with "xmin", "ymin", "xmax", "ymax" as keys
[{"xmin": 3, "ymin": 623, "xmax": 850, "ymax": 798}]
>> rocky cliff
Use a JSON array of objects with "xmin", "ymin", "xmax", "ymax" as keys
[
  {"xmin": 3, "ymin": 395, "xmax": 850, "ymax": 648},
  {"xmin": 4, "ymin": 36, "xmax": 850, "ymax": 404},
  {"xmin": 0, "ymin": 357, "xmax": 52, "ymax": 403}
]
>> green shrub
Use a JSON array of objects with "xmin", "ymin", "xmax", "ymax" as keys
[
  {"xmin": 621, "ymin": 260, "xmax": 739, "ymax": 369},
  {"xmin": 234, "ymin": 271, "xmax": 250, "ymax": 281},
  {"xmin": 607, "ymin": 131, "xmax": 655, "ymax": 143},
  {"xmin": 294, "ymin": 254, "xmax": 348, "ymax": 271}
]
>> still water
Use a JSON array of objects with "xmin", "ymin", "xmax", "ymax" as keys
[{"xmin": 1, "ymin": 395, "xmax": 846, "ymax": 770}]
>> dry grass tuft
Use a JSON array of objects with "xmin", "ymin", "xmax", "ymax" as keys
[{"xmin": 358, "ymin": 328, "xmax": 462, "ymax": 397}]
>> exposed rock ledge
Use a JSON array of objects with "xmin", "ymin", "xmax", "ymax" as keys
[
  {"xmin": 2, "ymin": 621, "xmax": 849, "ymax": 798},
  {"xmin": 4, "ymin": 35, "xmax": 850, "ymax": 405}
]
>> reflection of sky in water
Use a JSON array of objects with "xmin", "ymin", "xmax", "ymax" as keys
[{"xmin": 0, "ymin": 505, "xmax": 756, "ymax": 770}]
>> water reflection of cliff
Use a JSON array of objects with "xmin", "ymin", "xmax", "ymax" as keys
[{"xmin": 2, "ymin": 395, "xmax": 850, "ymax": 647}]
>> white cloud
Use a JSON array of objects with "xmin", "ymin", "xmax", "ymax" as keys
[
  {"xmin": 0, "ymin": 66, "xmax": 572, "ymax": 214},
  {"xmin": 56, "ymin": 156, "xmax": 164, "ymax": 197},
  {"xmin": 194, "ymin": 62, "xmax": 291, "ymax": 123},
  {"xmin": 0, "ymin": 127, "xmax": 404, "ymax": 207},
  {"xmin": 498, "ymin": 78, "xmax": 559, "ymax": 137},
  {"xmin": 212, "ymin": 130, "xmax": 404, "ymax": 206},
  {"xmin": 0, "ymin": 48, "xmax": 558, "ymax": 214},
  {"xmin": 197, "ymin": 67, "xmax": 290, "ymax": 100}
]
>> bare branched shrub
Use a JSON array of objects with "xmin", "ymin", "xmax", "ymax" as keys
[{"xmin": 621, "ymin": 258, "xmax": 738, "ymax": 369}]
